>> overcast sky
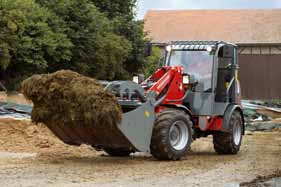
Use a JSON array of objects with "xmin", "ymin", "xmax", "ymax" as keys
[{"xmin": 136, "ymin": 0, "xmax": 281, "ymax": 19}]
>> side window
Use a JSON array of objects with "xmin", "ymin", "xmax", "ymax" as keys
[{"xmin": 216, "ymin": 45, "xmax": 235, "ymax": 102}]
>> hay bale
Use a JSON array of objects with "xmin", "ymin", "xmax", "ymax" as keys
[{"xmin": 21, "ymin": 70, "xmax": 122, "ymax": 128}]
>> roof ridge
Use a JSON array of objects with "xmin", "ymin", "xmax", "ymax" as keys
[{"xmin": 146, "ymin": 8, "xmax": 281, "ymax": 12}]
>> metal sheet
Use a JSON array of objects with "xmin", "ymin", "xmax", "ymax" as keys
[
  {"xmin": 118, "ymin": 100, "xmax": 155, "ymax": 152},
  {"xmin": 239, "ymin": 54, "xmax": 281, "ymax": 99}
]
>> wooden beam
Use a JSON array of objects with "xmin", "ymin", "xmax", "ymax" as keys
[{"xmin": 238, "ymin": 47, "xmax": 245, "ymax": 54}]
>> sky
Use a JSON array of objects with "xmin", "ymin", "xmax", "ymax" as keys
[{"xmin": 136, "ymin": 0, "xmax": 281, "ymax": 19}]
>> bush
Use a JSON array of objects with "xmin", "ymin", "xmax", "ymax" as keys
[{"xmin": 0, "ymin": 0, "xmax": 72, "ymax": 88}]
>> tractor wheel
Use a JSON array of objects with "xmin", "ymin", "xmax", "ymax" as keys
[
  {"xmin": 213, "ymin": 111, "xmax": 243, "ymax": 154},
  {"xmin": 103, "ymin": 148, "xmax": 132, "ymax": 157},
  {"xmin": 150, "ymin": 109, "xmax": 193, "ymax": 160}
]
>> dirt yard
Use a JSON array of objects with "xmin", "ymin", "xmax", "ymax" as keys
[{"xmin": 0, "ymin": 118, "xmax": 280, "ymax": 187}]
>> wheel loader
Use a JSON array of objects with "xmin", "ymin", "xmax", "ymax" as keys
[{"xmin": 46, "ymin": 41, "xmax": 245, "ymax": 160}]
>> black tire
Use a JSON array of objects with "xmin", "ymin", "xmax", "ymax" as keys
[
  {"xmin": 103, "ymin": 148, "xmax": 132, "ymax": 157},
  {"xmin": 150, "ymin": 109, "xmax": 193, "ymax": 160},
  {"xmin": 213, "ymin": 111, "xmax": 243, "ymax": 154}
]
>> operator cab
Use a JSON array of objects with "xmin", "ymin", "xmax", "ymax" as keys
[
  {"xmin": 164, "ymin": 41, "xmax": 241, "ymax": 116},
  {"xmin": 165, "ymin": 43, "xmax": 214, "ymax": 92}
]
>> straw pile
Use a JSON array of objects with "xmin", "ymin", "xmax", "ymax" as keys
[{"xmin": 21, "ymin": 70, "xmax": 122, "ymax": 128}]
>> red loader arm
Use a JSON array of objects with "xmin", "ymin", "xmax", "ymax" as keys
[{"xmin": 146, "ymin": 66, "xmax": 185, "ymax": 106}]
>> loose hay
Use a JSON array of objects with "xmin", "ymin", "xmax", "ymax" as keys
[{"xmin": 21, "ymin": 70, "xmax": 122, "ymax": 129}]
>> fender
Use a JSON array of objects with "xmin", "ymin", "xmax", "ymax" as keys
[
  {"xmin": 162, "ymin": 104, "xmax": 193, "ymax": 117},
  {"xmin": 222, "ymin": 104, "xmax": 245, "ymax": 134}
]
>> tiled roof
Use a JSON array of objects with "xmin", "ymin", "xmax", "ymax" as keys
[{"xmin": 144, "ymin": 9, "xmax": 281, "ymax": 44}]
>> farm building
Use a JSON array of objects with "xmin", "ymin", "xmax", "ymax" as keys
[{"xmin": 144, "ymin": 9, "xmax": 281, "ymax": 99}]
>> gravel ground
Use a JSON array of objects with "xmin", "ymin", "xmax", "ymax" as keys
[{"xmin": 0, "ymin": 118, "xmax": 280, "ymax": 187}]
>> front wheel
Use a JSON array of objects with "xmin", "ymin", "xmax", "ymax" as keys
[
  {"xmin": 150, "ymin": 109, "xmax": 193, "ymax": 160},
  {"xmin": 213, "ymin": 111, "xmax": 243, "ymax": 154}
]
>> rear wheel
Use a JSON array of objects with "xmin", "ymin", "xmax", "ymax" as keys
[
  {"xmin": 103, "ymin": 148, "xmax": 132, "ymax": 157},
  {"xmin": 150, "ymin": 109, "xmax": 193, "ymax": 160},
  {"xmin": 213, "ymin": 111, "xmax": 243, "ymax": 154}
]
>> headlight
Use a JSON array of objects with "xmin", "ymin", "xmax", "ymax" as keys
[
  {"xmin": 183, "ymin": 75, "xmax": 190, "ymax": 84},
  {"xmin": 206, "ymin": 46, "xmax": 213, "ymax": 52},
  {"xmin": 133, "ymin": 76, "xmax": 139, "ymax": 83},
  {"xmin": 166, "ymin": 45, "xmax": 172, "ymax": 52}
]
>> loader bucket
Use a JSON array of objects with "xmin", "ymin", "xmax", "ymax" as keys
[
  {"xmin": 21, "ymin": 71, "xmax": 156, "ymax": 153},
  {"xmin": 44, "ymin": 98, "xmax": 155, "ymax": 152}
]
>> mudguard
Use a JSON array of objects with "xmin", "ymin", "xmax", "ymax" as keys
[
  {"xmin": 162, "ymin": 104, "xmax": 192, "ymax": 117},
  {"xmin": 222, "ymin": 104, "xmax": 245, "ymax": 134}
]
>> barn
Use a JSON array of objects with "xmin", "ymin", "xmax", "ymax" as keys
[{"xmin": 144, "ymin": 9, "xmax": 281, "ymax": 99}]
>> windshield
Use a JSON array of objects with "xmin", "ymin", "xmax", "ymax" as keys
[{"xmin": 167, "ymin": 50, "xmax": 214, "ymax": 91}]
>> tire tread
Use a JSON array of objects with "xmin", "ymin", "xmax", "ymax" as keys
[
  {"xmin": 150, "ymin": 109, "xmax": 193, "ymax": 160},
  {"xmin": 213, "ymin": 111, "xmax": 242, "ymax": 154}
]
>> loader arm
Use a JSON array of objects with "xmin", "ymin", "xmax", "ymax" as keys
[{"xmin": 145, "ymin": 66, "xmax": 186, "ymax": 106}]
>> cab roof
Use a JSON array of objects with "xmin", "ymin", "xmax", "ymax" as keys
[{"xmin": 170, "ymin": 41, "xmax": 237, "ymax": 50}]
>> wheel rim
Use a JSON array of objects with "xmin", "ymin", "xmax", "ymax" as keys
[
  {"xmin": 169, "ymin": 120, "xmax": 189, "ymax": 151},
  {"xmin": 233, "ymin": 121, "xmax": 242, "ymax": 146}
]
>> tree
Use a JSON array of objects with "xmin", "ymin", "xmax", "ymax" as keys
[
  {"xmin": 144, "ymin": 46, "xmax": 162, "ymax": 77},
  {"xmin": 0, "ymin": 0, "xmax": 149, "ymax": 90},
  {"xmin": 0, "ymin": 0, "xmax": 72, "ymax": 89},
  {"xmin": 90, "ymin": 0, "xmax": 136, "ymax": 18},
  {"xmin": 91, "ymin": 0, "xmax": 148, "ymax": 76},
  {"xmin": 36, "ymin": 0, "xmax": 132, "ymax": 80}
]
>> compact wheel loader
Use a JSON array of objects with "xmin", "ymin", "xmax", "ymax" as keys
[{"xmin": 46, "ymin": 41, "xmax": 245, "ymax": 160}]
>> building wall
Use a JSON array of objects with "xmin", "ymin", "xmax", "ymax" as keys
[
  {"xmin": 239, "ymin": 54, "xmax": 281, "ymax": 100},
  {"xmin": 238, "ymin": 45, "xmax": 281, "ymax": 99}
]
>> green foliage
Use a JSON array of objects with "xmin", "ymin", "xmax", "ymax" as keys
[
  {"xmin": 91, "ymin": 0, "xmax": 149, "ymax": 76},
  {"xmin": 90, "ymin": 0, "xmax": 136, "ymax": 18},
  {"xmin": 92, "ymin": 32, "xmax": 132, "ymax": 79},
  {"xmin": 36, "ymin": 0, "xmax": 132, "ymax": 80},
  {"xmin": 0, "ymin": 0, "xmax": 72, "ymax": 87},
  {"xmin": 113, "ymin": 18, "xmax": 148, "ymax": 75},
  {"xmin": 144, "ymin": 47, "xmax": 162, "ymax": 77},
  {"xmin": 0, "ymin": 43, "xmax": 10, "ymax": 69},
  {"xmin": 0, "ymin": 0, "xmax": 149, "ymax": 90}
]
